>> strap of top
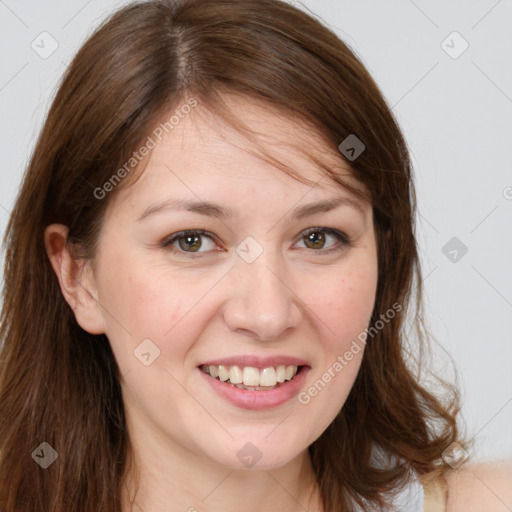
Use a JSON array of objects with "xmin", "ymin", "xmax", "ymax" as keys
[{"xmin": 420, "ymin": 473, "xmax": 448, "ymax": 512}]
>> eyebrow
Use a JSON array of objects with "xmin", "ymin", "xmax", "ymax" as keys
[{"xmin": 136, "ymin": 194, "xmax": 366, "ymax": 222}]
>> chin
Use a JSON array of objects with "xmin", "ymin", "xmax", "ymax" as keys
[{"xmin": 203, "ymin": 435, "xmax": 307, "ymax": 471}]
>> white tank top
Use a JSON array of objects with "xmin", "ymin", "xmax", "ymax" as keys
[
  {"xmin": 356, "ymin": 446, "xmax": 426, "ymax": 511},
  {"xmin": 353, "ymin": 471, "xmax": 425, "ymax": 511},
  {"xmin": 390, "ymin": 472, "xmax": 425, "ymax": 511}
]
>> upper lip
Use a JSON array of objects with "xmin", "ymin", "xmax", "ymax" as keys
[{"xmin": 199, "ymin": 355, "xmax": 310, "ymax": 369}]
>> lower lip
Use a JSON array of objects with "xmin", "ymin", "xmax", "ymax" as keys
[{"xmin": 198, "ymin": 366, "xmax": 310, "ymax": 410}]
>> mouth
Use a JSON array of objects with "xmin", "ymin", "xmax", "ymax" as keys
[{"xmin": 199, "ymin": 364, "xmax": 306, "ymax": 391}]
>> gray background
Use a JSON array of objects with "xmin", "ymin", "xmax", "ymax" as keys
[{"xmin": 0, "ymin": 0, "xmax": 511, "ymax": 463}]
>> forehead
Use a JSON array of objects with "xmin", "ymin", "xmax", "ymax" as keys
[{"xmin": 109, "ymin": 92, "xmax": 368, "ymax": 213}]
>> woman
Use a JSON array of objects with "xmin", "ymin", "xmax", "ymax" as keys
[{"xmin": 0, "ymin": 0, "xmax": 510, "ymax": 510}]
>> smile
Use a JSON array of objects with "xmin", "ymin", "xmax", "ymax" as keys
[
  {"xmin": 198, "ymin": 364, "xmax": 310, "ymax": 410},
  {"xmin": 200, "ymin": 364, "xmax": 300, "ymax": 389}
]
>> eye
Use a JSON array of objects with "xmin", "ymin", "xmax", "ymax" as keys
[
  {"xmin": 295, "ymin": 227, "xmax": 353, "ymax": 253},
  {"xmin": 162, "ymin": 229, "xmax": 218, "ymax": 255},
  {"xmin": 162, "ymin": 227, "xmax": 354, "ymax": 257}
]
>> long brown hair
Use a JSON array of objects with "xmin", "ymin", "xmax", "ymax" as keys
[{"xmin": 0, "ymin": 1, "xmax": 469, "ymax": 510}]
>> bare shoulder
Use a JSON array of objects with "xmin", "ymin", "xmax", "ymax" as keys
[{"xmin": 445, "ymin": 459, "xmax": 512, "ymax": 512}]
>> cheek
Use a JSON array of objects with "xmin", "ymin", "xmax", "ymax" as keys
[
  {"xmin": 296, "ymin": 264, "xmax": 377, "ymax": 439},
  {"xmin": 96, "ymin": 251, "xmax": 197, "ymax": 365},
  {"xmin": 313, "ymin": 262, "xmax": 378, "ymax": 352}
]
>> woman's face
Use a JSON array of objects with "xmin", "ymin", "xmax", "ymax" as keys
[{"xmin": 87, "ymin": 95, "xmax": 378, "ymax": 470}]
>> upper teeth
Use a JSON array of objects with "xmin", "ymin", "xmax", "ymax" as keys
[{"xmin": 201, "ymin": 364, "xmax": 298, "ymax": 387}]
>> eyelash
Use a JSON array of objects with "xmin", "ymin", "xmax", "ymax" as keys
[{"xmin": 161, "ymin": 227, "xmax": 354, "ymax": 258}]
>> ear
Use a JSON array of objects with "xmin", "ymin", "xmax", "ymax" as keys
[{"xmin": 44, "ymin": 224, "xmax": 106, "ymax": 335}]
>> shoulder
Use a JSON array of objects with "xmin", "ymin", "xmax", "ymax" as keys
[{"xmin": 444, "ymin": 459, "xmax": 512, "ymax": 512}]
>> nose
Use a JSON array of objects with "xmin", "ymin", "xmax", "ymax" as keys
[{"xmin": 222, "ymin": 252, "xmax": 302, "ymax": 342}]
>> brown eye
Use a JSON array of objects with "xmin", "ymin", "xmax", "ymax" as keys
[
  {"xmin": 303, "ymin": 231, "xmax": 326, "ymax": 249},
  {"xmin": 178, "ymin": 234, "xmax": 202, "ymax": 252},
  {"xmin": 297, "ymin": 227, "xmax": 353, "ymax": 253},
  {"xmin": 163, "ymin": 230, "xmax": 217, "ymax": 255}
]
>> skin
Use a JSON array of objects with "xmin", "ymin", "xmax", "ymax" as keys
[
  {"xmin": 44, "ymin": 94, "xmax": 512, "ymax": 511},
  {"xmin": 445, "ymin": 461, "xmax": 512, "ymax": 512}
]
